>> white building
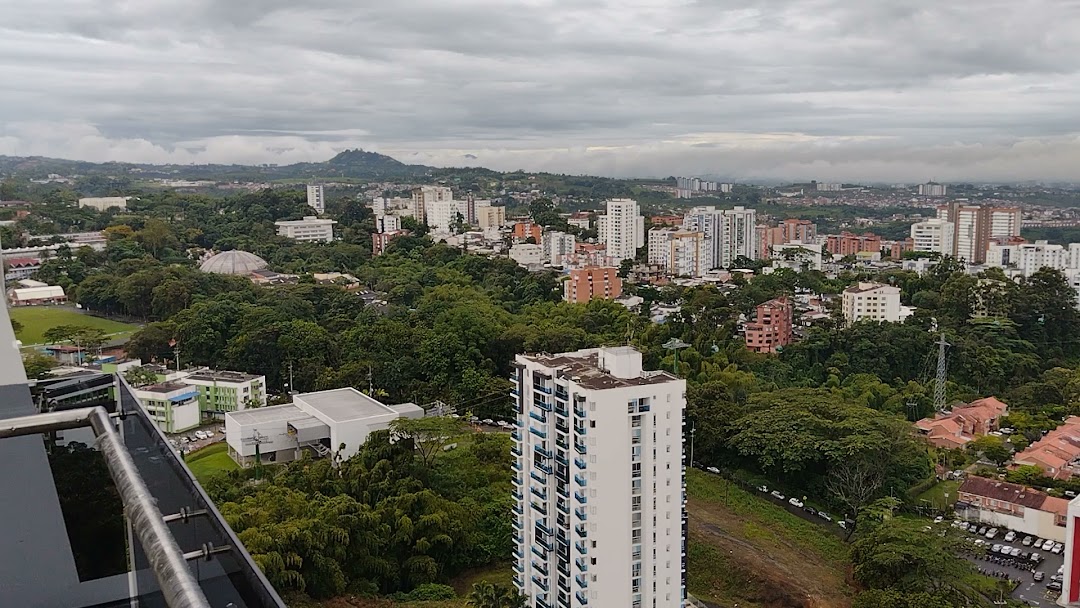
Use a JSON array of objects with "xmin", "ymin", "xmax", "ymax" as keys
[
  {"xmin": 683, "ymin": 206, "xmax": 758, "ymax": 269},
  {"xmin": 306, "ymin": 185, "xmax": 325, "ymax": 213},
  {"xmin": 648, "ymin": 228, "xmax": 707, "ymax": 277},
  {"xmin": 224, "ymin": 387, "xmax": 423, "ymax": 466},
  {"xmin": 910, "ymin": 219, "xmax": 955, "ymax": 256},
  {"xmin": 427, "ymin": 199, "xmax": 471, "ymax": 234},
  {"xmin": 990, "ymin": 207, "xmax": 1023, "ymax": 238},
  {"xmin": 597, "ymin": 198, "xmax": 645, "ymax": 262},
  {"xmin": 476, "ymin": 201, "xmax": 507, "ymax": 229},
  {"xmin": 376, "ymin": 214, "xmax": 402, "ymax": 233},
  {"xmin": 510, "ymin": 244, "xmax": 544, "ymax": 269},
  {"xmin": 986, "ymin": 241, "xmax": 1080, "ymax": 277},
  {"xmin": 841, "ymin": 282, "xmax": 905, "ymax": 325},
  {"xmin": 511, "ymin": 347, "xmax": 686, "ymax": 608},
  {"xmin": 919, "ymin": 182, "xmax": 947, "ymax": 197},
  {"xmin": 275, "ymin": 217, "xmax": 337, "ymax": 243},
  {"xmin": 77, "ymin": 196, "xmax": 128, "ymax": 211},
  {"xmin": 543, "ymin": 231, "xmax": 577, "ymax": 266},
  {"xmin": 412, "ymin": 186, "xmax": 454, "ymax": 224},
  {"xmin": 181, "ymin": 369, "xmax": 267, "ymax": 415},
  {"xmin": 816, "ymin": 182, "xmax": 842, "ymax": 192},
  {"xmin": 133, "ymin": 382, "xmax": 202, "ymax": 434}
]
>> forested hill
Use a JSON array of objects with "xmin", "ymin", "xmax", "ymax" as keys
[{"xmin": 0, "ymin": 149, "xmax": 433, "ymax": 181}]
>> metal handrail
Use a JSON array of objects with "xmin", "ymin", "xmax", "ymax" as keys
[{"xmin": 0, "ymin": 407, "xmax": 212, "ymax": 608}]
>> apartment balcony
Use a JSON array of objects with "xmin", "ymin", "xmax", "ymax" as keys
[
  {"xmin": 574, "ymin": 442, "xmax": 587, "ymax": 455},
  {"xmin": 532, "ymin": 575, "xmax": 550, "ymax": 592},
  {"xmin": 536, "ymin": 461, "xmax": 553, "ymax": 475},
  {"xmin": 558, "ymin": 591, "xmax": 570, "ymax": 608},
  {"xmin": 535, "ymin": 445, "xmax": 553, "ymax": 459},
  {"xmin": 574, "ymin": 490, "xmax": 587, "ymax": 504},
  {"xmin": 573, "ymin": 424, "xmax": 587, "ymax": 436},
  {"xmin": 511, "ymin": 460, "xmax": 521, "ymax": 471},
  {"xmin": 575, "ymin": 506, "xmax": 587, "ymax": 521},
  {"xmin": 532, "ymin": 545, "xmax": 547, "ymax": 560},
  {"xmin": 555, "ymin": 386, "xmax": 569, "ymax": 401},
  {"xmin": 555, "ymin": 419, "xmax": 569, "ymax": 434},
  {"xmin": 537, "ymin": 597, "xmax": 551, "ymax": 608},
  {"xmin": 513, "ymin": 475, "xmax": 523, "ymax": 486},
  {"xmin": 510, "ymin": 385, "xmax": 519, "ymax": 397},
  {"xmin": 531, "ymin": 501, "xmax": 547, "ymax": 515},
  {"xmin": 575, "ymin": 523, "xmax": 587, "ymax": 537},
  {"xmin": 536, "ymin": 519, "xmax": 553, "ymax": 536},
  {"xmin": 531, "ymin": 486, "xmax": 548, "ymax": 501},
  {"xmin": 574, "ymin": 473, "xmax": 587, "ymax": 487},
  {"xmin": 555, "ymin": 437, "xmax": 569, "ymax": 450},
  {"xmin": 530, "ymin": 426, "xmax": 547, "ymax": 439},
  {"xmin": 513, "ymin": 545, "xmax": 524, "ymax": 558},
  {"xmin": 575, "ymin": 540, "xmax": 588, "ymax": 555},
  {"xmin": 558, "ymin": 574, "xmax": 571, "ymax": 592},
  {"xmin": 555, "ymin": 453, "xmax": 569, "ymax": 467},
  {"xmin": 576, "ymin": 591, "xmax": 588, "ymax": 605},
  {"xmin": 554, "ymin": 403, "xmax": 569, "ymax": 417},
  {"xmin": 575, "ymin": 557, "xmax": 588, "ymax": 572},
  {"xmin": 574, "ymin": 406, "xmax": 586, "ymax": 418},
  {"xmin": 531, "ymin": 470, "xmax": 547, "ymax": 484},
  {"xmin": 513, "ymin": 503, "xmax": 524, "ymax": 515},
  {"xmin": 532, "ymin": 561, "xmax": 549, "ymax": 576},
  {"xmin": 534, "ymin": 398, "xmax": 552, "ymax": 412},
  {"xmin": 574, "ymin": 457, "xmax": 587, "ymax": 470},
  {"xmin": 512, "ymin": 560, "xmax": 523, "ymax": 573},
  {"xmin": 575, "ymin": 574, "xmax": 588, "ymax": 589},
  {"xmin": 511, "ymin": 430, "xmax": 521, "ymax": 441},
  {"xmin": 535, "ymin": 384, "xmax": 553, "ymax": 395},
  {"xmin": 556, "ymin": 500, "xmax": 570, "ymax": 515}
]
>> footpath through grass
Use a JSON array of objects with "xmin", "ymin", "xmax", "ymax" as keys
[
  {"xmin": 185, "ymin": 442, "xmax": 239, "ymax": 483},
  {"xmin": 11, "ymin": 306, "xmax": 138, "ymax": 345},
  {"xmin": 685, "ymin": 468, "xmax": 853, "ymax": 608}
]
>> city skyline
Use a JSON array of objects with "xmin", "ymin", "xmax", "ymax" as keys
[{"xmin": 2, "ymin": 1, "xmax": 1080, "ymax": 181}]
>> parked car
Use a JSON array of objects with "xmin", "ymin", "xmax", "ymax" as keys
[
  {"xmin": 1048, "ymin": 581, "xmax": 1063, "ymax": 591},
  {"xmin": 180, "ymin": 436, "xmax": 190, "ymax": 444},
  {"xmin": 1010, "ymin": 547, "xmax": 1022, "ymax": 557},
  {"xmin": 788, "ymin": 497, "xmax": 804, "ymax": 508},
  {"xmin": 1004, "ymin": 531, "xmax": 1016, "ymax": 542},
  {"xmin": 978, "ymin": 526, "xmax": 989, "ymax": 535},
  {"xmin": 1042, "ymin": 539, "xmax": 1056, "ymax": 551},
  {"xmin": 985, "ymin": 528, "xmax": 998, "ymax": 539},
  {"xmin": 757, "ymin": 485, "xmax": 768, "ymax": 493},
  {"xmin": 817, "ymin": 512, "xmax": 832, "ymax": 522},
  {"xmin": 1031, "ymin": 552, "xmax": 1042, "ymax": 563},
  {"xmin": 1035, "ymin": 571, "xmax": 1045, "ymax": 582},
  {"xmin": 482, "ymin": 419, "xmax": 494, "ymax": 425},
  {"xmin": 957, "ymin": 522, "xmax": 969, "ymax": 531},
  {"xmin": 934, "ymin": 516, "xmax": 944, "ymax": 524},
  {"xmin": 1022, "ymin": 536, "xmax": 1034, "ymax": 546},
  {"xmin": 706, "ymin": 466, "xmax": 720, "ymax": 474},
  {"xmin": 1052, "ymin": 542, "xmax": 1064, "ymax": 554},
  {"xmin": 770, "ymin": 490, "xmax": 785, "ymax": 500},
  {"xmin": 804, "ymin": 506, "xmax": 817, "ymax": 516},
  {"xmin": 991, "ymin": 544, "xmax": 1003, "ymax": 554}
]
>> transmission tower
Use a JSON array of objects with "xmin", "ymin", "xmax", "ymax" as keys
[{"xmin": 933, "ymin": 333, "xmax": 950, "ymax": 412}]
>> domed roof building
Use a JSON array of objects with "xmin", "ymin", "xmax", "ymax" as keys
[{"xmin": 199, "ymin": 250, "xmax": 268, "ymax": 275}]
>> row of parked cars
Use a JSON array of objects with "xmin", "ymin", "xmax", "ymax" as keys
[
  {"xmin": 954, "ymin": 520, "xmax": 1064, "ymax": 554},
  {"xmin": 167, "ymin": 428, "xmax": 224, "ymax": 449}
]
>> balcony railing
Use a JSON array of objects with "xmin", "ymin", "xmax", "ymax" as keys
[
  {"xmin": 535, "ymin": 445, "xmax": 553, "ymax": 459},
  {"xmin": 535, "ymin": 384, "xmax": 553, "ymax": 395},
  {"xmin": 530, "ymin": 410, "xmax": 548, "ymax": 423},
  {"xmin": 576, "ymin": 557, "xmax": 588, "ymax": 571},
  {"xmin": 575, "ymin": 506, "xmax": 587, "ymax": 521},
  {"xmin": 574, "ymin": 457, "xmax": 587, "ymax": 469},
  {"xmin": 530, "ymin": 426, "xmax": 547, "ymax": 439},
  {"xmin": 574, "ymin": 424, "xmax": 587, "ymax": 436},
  {"xmin": 574, "ymin": 473, "xmax": 587, "ymax": 487},
  {"xmin": 536, "ymin": 461, "xmax": 553, "ymax": 475},
  {"xmin": 576, "ymin": 591, "xmax": 588, "ymax": 605},
  {"xmin": 534, "ymin": 398, "xmax": 552, "ymax": 412},
  {"xmin": 574, "ymin": 490, "xmax": 587, "ymax": 504},
  {"xmin": 575, "ymin": 541, "xmax": 588, "ymax": 555},
  {"xmin": 531, "ymin": 486, "xmax": 548, "ymax": 501},
  {"xmin": 532, "ymin": 575, "xmax": 549, "ymax": 591},
  {"xmin": 531, "ymin": 470, "xmax": 547, "ymax": 484},
  {"xmin": 574, "ymin": 442, "xmax": 587, "ymax": 455},
  {"xmin": 531, "ymin": 501, "xmax": 546, "ymax": 514}
]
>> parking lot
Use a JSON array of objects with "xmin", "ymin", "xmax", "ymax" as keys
[
  {"xmin": 954, "ymin": 521, "xmax": 1065, "ymax": 606},
  {"xmin": 167, "ymin": 425, "xmax": 225, "ymax": 455}
]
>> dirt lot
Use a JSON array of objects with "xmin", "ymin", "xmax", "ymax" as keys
[{"xmin": 686, "ymin": 470, "xmax": 854, "ymax": 608}]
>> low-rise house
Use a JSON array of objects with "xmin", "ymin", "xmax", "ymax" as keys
[
  {"xmin": 1012, "ymin": 416, "xmax": 1080, "ymax": 479},
  {"xmin": 3, "ymin": 257, "xmax": 42, "ymax": 281},
  {"xmin": 915, "ymin": 396, "xmax": 1009, "ymax": 449},
  {"xmin": 8, "ymin": 284, "xmax": 67, "ymax": 306},
  {"xmin": 955, "ymin": 476, "xmax": 1067, "ymax": 542}
]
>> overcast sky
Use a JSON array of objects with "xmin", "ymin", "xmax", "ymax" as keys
[{"xmin": 2, "ymin": 0, "xmax": 1080, "ymax": 181}]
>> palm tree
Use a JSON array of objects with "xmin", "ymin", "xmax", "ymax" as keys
[{"xmin": 466, "ymin": 581, "xmax": 526, "ymax": 608}]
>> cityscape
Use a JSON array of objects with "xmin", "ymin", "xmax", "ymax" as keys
[{"xmin": 5, "ymin": 2, "xmax": 1080, "ymax": 608}]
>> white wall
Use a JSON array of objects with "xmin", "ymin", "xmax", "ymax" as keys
[{"xmin": 173, "ymin": 400, "xmax": 201, "ymax": 432}]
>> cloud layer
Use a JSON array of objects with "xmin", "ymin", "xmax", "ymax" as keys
[{"xmin": 2, "ymin": 0, "xmax": 1080, "ymax": 180}]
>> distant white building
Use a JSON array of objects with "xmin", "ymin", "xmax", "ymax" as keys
[
  {"xmin": 510, "ymin": 243, "xmax": 544, "ymax": 269},
  {"xmin": 132, "ymin": 382, "xmax": 202, "ymax": 434},
  {"xmin": 919, "ymin": 182, "xmax": 947, "ymax": 197},
  {"xmin": 275, "ymin": 217, "xmax": 336, "ymax": 243},
  {"xmin": 597, "ymin": 198, "xmax": 645, "ymax": 262},
  {"xmin": 767, "ymin": 241, "xmax": 823, "ymax": 272},
  {"xmin": 841, "ymin": 282, "xmax": 906, "ymax": 325},
  {"xmin": 542, "ymin": 231, "xmax": 576, "ymax": 265},
  {"xmin": 683, "ymin": 205, "xmax": 759, "ymax": 269},
  {"xmin": 816, "ymin": 182, "xmax": 842, "ymax": 192},
  {"xmin": 475, "ymin": 201, "xmax": 507, "ymax": 229},
  {"xmin": 375, "ymin": 214, "xmax": 402, "ymax": 233},
  {"xmin": 986, "ymin": 241, "xmax": 1080, "ymax": 277},
  {"xmin": 306, "ymin": 185, "xmax": 325, "ymax": 213},
  {"xmin": 224, "ymin": 387, "xmax": 423, "ymax": 466},
  {"xmin": 412, "ymin": 186, "xmax": 454, "ymax": 223},
  {"xmin": 77, "ymin": 196, "xmax": 128, "ymax": 211},
  {"xmin": 910, "ymin": 218, "xmax": 955, "ymax": 255},
  {"xmin": 426, "ymin": 199, "xmax": 471, "ymax": 234},
  {"xmin": 648, "ymin": 228, "xmax": 708, "ymax": 277}
]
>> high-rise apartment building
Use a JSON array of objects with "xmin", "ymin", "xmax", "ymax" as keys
[
  {"xmin": 647, "ymin": 229, "xmax": 707, "ymax": 277},
  {"xmin": 411, "ymin": 186, "xmax": 454, "ymax": 224},
  {"xmin": 935, "ymin": 203, "xmax": 1022, "ymax": 263},
  {"xmin": 543, "ymin": 231, "xmax": 578, "ymax": 266},
  {"xmin": 919, "ymin": 182, "xmax": 948, "ymax": 197},
  {"xmin": 476, "ymin": 200, "xmax": 507, "ymax": 229},
  {"xmin": 426, "ymin": 200, "xmax": 472, "ymax": 234},
  {"xmin": 990, "ymin": 207, "xmax": 1022, "ymax": 239},
  {"xmin": 825, "ymin": 232, "xmax": 882, "ymax": 257},
  {"xmin": 910, "ymin": 219, "xmax": 955, "ymax": 256},
  {"xmin": 306, "ymin": 185, "xmax": 325, "ymax": 214},
  {"xmin": 511, "ymin": 347, "xmax": 686, "ymax": 608},
  {"xmin": 682, "ymin": 206, "xmax": 759, "ymax": 269},
  {"xmin": 782, "ymin": 219, "xmax": 817, "ymax": 243},
  {"xmin": 564, "ymin": 267, "xmax": 622, "ymax": 303},
  {"xmin": 597, "ymin": 199, "xmax": 645, "ymax": 262},
  {"xmin": 842, "ymin": 282, "xmax": 904, "ymax": 325}
]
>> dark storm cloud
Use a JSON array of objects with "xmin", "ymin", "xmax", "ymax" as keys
[{"xmin": 2, "ymin": 0, "xmax": 1080, "ymax": 179}]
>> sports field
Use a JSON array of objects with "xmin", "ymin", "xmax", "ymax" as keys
[
  {"xmin": 9, "ymin": 306, "xmax": 139, "ymax": 345},
  {"xmin": 185, "ymin": 442, "xmax": 239, "ymax": 482}
]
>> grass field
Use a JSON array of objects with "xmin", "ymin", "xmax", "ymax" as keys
[
  {"xmin": 11, "ymin": 306, "xmax": 139, "ymax": 345},
  {"xmin": 916, "ymin": 480, "xmax": 962, "ymax": 511},
  {"xmin": 185, "ymin": 442, "xmax": 239, "ymax": 482},
  {"xmin": 685, "ymin": 468, "xmax": 853, "ymax": 608}
]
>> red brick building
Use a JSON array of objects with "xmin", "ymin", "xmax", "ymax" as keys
[
  {"xmin": 826, "ymin": 232, "xmax": 882, "ymax": 256},
  {"xmin": 890, "ymin": 238, "xmax": 915, "ymax": 259},
  {"xmin": 564, "ymin": 267, "xmax": 622, "ymax": 303},
  {"xmin": 744, "ymin": 296, "xmax": 794, "ymax": 353}
]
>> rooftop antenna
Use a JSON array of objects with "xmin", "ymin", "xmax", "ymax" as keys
[{"xmin": 241, "ymin": 429, "xmax": 270, "ymax": 480}]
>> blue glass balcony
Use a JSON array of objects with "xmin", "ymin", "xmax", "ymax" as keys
[
  {"xmin": 513, "ymin": 503, "xmax": 523, "ymax": 514},
  {"xmin": 534, "ymin": 398, "xmax": 552, "ymax": 412},
  {"xmin": 575, "ymin": 506, "xmax": 587, "ymax": 521},
  {"xmin": 555, "ymin": 453, "xmax": 569, "ymax": 467},
  {"xmin": 511, "ymin": 430, "xmax": 521, "ymax": 441},
  {"xmin": 536, "ymin": 536, "xmax": 552, "ymax": 552},
  {"xmin": 575, "ymin": 557, "xmax": 588, "ymax": 571},
  {"xmin": 535, "ymin": 445, "xmax": 553, "ymax": 459},
  {"xmin": 532, "ymin": 545, "xmax": 546, "ymax": 560},
  {"xmin": 574, "ymin": 405, "xmax": 586, "ymax": 417},
  {"xmin": 531, "ymin": 501, "xmax": 546, "ymax": 514},
  {"xmin": 532, "ymin": 575, "xmax": 549, "ymax": 591},
  {"xmin": 555, "ymin": 387, "xmax": 569, "ymax": 401},
  {"xmin": 557, "ymin": 500, "xmax": 569, "ymax": 515},
  {"xmin": 576, "ymin": 591, "xmax": 588, "ymax": 605},
  {"xmin": 512, "ymin": 461, "xmax": 521, "ymax": 471},
  {"xmin": 530, "ymin": 426, "xmax": 548, "ymax": 439},
  {"xmin": 530, "ymin": 410, "xmax": 548, "ymax": 423},
  {"xmin": 512, "ymin": 560, "xmax": 523, "ymax": 572},
  {"xmin": 556, "ymin": 419, "xmax": 569, "ymax": 433},
  {"xmin": 555, "ymin": 404, "xmax": 568, "ymax": 417},
  {"xmin": 535, "ymin": 384, "xmax": 553, "ymax": 395},
  {"xmin": 536, "ymin": 461, "xmax": 553, "ymax": 475},
  {"xmin": 574, "ymin": 490, "xmax": 587, "ymax": 504},
  {"xmin": 531, "ymin": 486, "xmax": 548, "ymax": 500},
  {"xmin": 574, "ymin": 424, "xmax": 586, "ymax": 436},
  {"xmin": 533, "ymin": 560, "xmax": 549, "ymax": 576},
  {"xmin": 574, "ymin": 442, "xmax": 587, "ymax": 455},
  {"xmin": 511, "ymin": 444, "xmax": 522, "ymax": 456},
  {"xmin": 538, "ymin": 597, "xmax": 551, "ymax": 608},
  {"xmin": 575, "ymin": 523, "xmax": 586, "ymax": 537},
  {"xmin": 556, "ymin": 437, "xmax": 569, "ymax": 450},
  {"xmin": 531, "ymin": 470, "xmax": 547, "ymax": 484},
  {"xmin": 575, "ymin": 574, "xmax": 588, "ymax": 589},
  {"xmin": 574, "ymin": 457, "xmax": 587, "ymax": 469},
  {"xmin": 575, "ymin": 540, "xmax": 588, "ymax": 555},
  {"xmin": 513, "ymin": 546, "xmax": 524, "ymax": 558},
  {"xmin": 510, "ymin": 386, "xmax": 519, "ymax": 397},
  {"xmin": 574, "ymin": 473, "xmax": 586, "ymax": 487},
  {"xmin": 513, "ymin": 475, "xmax": 523, "ymax": 486},
  {"xmin": 536, "ymin": 520, "xmax": 552, "ymax": 536}
]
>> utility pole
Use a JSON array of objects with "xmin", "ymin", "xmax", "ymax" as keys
[
  {"xmin": 288, "ymin": 360, "xmax": 295, "ymax": 395},
  {"xmin": 169, "ymin": 338, "xmax": 180, "ymax": 372},
  {"xmin": 689, "ymin": 423, "xmax": 696, "ymax": 468}
]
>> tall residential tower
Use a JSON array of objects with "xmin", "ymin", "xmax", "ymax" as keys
[
  {"xmin": 597, "ymin": 198, "xmax": 645, "ymax": 262},
  {"xmin": 512, "ymin": 347, "xmax": 687, "ymax": 608}
]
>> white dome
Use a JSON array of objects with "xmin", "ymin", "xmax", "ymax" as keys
[{"xmin": 199, "ymin": 250, "xmax": 268, "ymax": 275}]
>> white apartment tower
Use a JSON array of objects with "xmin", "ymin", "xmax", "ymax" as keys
[
  {"xmin": 910, "ymin": 219, "xmax": 955, "ymax": 256},
  {"xmin": 682, "ymin": 206, "xmax": 759, "ymax": 269},
  {"xmin": 597, "ymin": 199, "xmax": 645, "ymax": 262},
  {"xmin": 512, "ymin": 347, "xmax": 686, "ymax": 608},
  {"xmin": 648, "ymin": 229, "xmax": 707, "ymax": 277},
  {"xmin": 306, "ymin": 185, "xmax": 326, "ymax": 214},
  {"xmin": 412, "ymin": 186, "xmax": 454, "ymax": 225},
  {"xmin": 543, "ymin": 231, "xmax": 577, "ymax": 266}
]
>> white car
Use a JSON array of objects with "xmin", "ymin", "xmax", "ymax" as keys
[
  {"xmin": 1052, "ymin": 542, "xmax": 1064, "ymax": 554},
  {"xmin": 788, "ymin": 497, "xmax": 804, "ymax": 508},
  {"xmin": 991, "ymin": 543, "xmax": 1003, "ymax": 553},
  {"xmin": 770, "ymin": 490, "xmax": 785, "ymax": 500},
  {"xmin": 1004, "ymin": 531, "xmax": 1016, "ymax": 542},
  {"xmin": 1010, "ymin": 547, "xmax": 1022, "ymax": 557},
  {"xmin": 985, "ymin": 528, "xmax": 998, "ymax": 539},
  {"xmin": 818, "ymin": 512, "xmax": 832, "ymax": 522},
  {"xmin": 1022, "ymin": 536, "xmax": 1033, "ymax": 546},
  {"xmin": 934, "ymin": 516, "xmax": 944, "ymax": 524},
  {"xmin": 706, "ymin": 466, "xmax": 720, "ymax": 474},
  {"xmin": 1043, "ymin": 539, "xmax": 1056, "ymax": 551}
]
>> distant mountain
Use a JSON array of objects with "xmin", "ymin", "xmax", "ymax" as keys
[{"xmin": 0, "ymin": 149, "xmax": 432, "ymax": 182}]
